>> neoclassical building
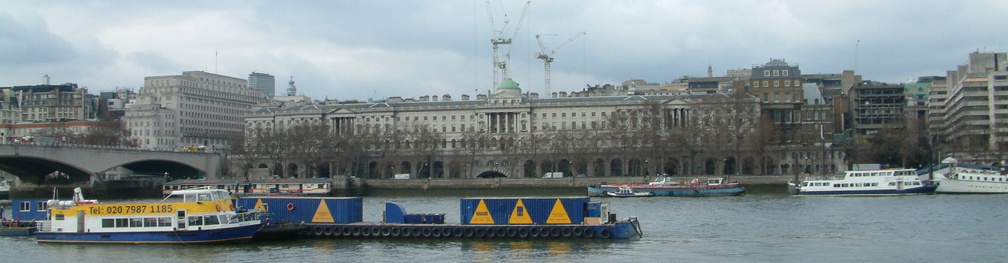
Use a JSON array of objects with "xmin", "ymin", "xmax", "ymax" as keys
[{"xmin": 243, "ymin": 78, "xmax": 846, "ymax": 179}]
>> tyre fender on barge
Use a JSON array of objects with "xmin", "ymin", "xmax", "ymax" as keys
[{"xmin": 236, "ymin": 196, "xmax": 642, "ymax": 240}]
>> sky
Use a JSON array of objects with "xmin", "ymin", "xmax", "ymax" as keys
[{"xmin": 2, "ymin": 0, "xmax": 1007, "ymax": 101}]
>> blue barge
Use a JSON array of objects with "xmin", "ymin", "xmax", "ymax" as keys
[{"xmin": 236, "ymin": 196, "xmax": 642, "ymax": 240}]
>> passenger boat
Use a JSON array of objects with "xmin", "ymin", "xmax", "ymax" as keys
[
  {"xmin": 605, "ymin": 186, "xmax": 654, "ymax": 197},
  {"xmin": 34, "ymin": 187, "xmax": 264, "ymax": 244},
  {"xmin": 788, "ymin": 168, "xmax": 936, "ymax": 196},
  {"xmin": 588, "ymin": 177, "xmax": 745, "ymax": 197},
  {"xmin": 934, "ymin": 159, "xmax": 1008, "ymax": 194}
]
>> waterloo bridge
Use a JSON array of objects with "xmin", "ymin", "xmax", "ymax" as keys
[{"xmin": 0, "ymin": 143, "xmax": 224, "ymax": 185}]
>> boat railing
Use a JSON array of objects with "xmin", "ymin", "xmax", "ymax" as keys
[
  {"xmin": 36, "ymin": 220, "xmax": 52, "ymax": 232},
  {"xmin": 801, "ymin": 175, "xmax": 845, "ymax": 181}
]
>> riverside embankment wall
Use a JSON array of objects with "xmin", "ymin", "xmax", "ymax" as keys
[{"xmin": 362, "ymin": 175, "xmax": 791, "ymax": 190}]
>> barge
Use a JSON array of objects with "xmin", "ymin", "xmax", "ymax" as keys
[{"xmin": 237, "ymin": 196, "xmax": 642, "ymax": 240}]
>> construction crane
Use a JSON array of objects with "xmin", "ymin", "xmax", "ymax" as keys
[
  {"xmin": 535, "ymin": 31, "xmax": 585, "ymax": 95},
  {"xmin": 486, "ymin": 0, "xmax": 530, "ymax": 92}
]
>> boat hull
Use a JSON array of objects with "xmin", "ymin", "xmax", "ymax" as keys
[
  {"xmin": 35, "ymin": 223, "xmax": 261, "ymax": 244},
  {"xmin": 0, "ymin": 227, "xmax": 34, "ymax": 236},
  {"xmin": 936, "ymin": 179, "xmax": 1008, "ymax": 194},
  {"xmin": 792, "ymin": 185, "xmax": 937, "ymax": 196},
  {"xmin": 589, "ymin": 185, "xmax": 745, "ymax": 197}
]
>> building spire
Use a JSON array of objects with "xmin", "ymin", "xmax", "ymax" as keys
[{"xmin": 286, "ymin": 76, "xmax": 297, "ymax": 96}]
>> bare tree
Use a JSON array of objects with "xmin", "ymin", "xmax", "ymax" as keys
[{"xmin": 406, "ymin": 122, "xmax": 444, "ymax": 178}]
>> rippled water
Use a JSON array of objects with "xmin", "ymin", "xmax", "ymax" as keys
[{"xmin": 3, "ymin": 193, "xmax": 1006, "ymax": 262}]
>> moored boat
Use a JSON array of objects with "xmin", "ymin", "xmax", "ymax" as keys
[
  {"xmin": 0, "ymin": 178, "xmax": 10, "ymax": 200},
  {"xmin": 34, "ymin": 187, "xmax": 264, "ymax": 244},
  {"xmin": 788, "ymin": 168, "xmax": 936, "ymax": 196},
  {"xmin": 589, "ymin": 177, "xmax": 744, "ymax": 197},
  {"xmin": 605, "ymin": 186, "xmax": 654, "ymax": 197},
  {"xmin": 934, "ymin": 158, "xmax": 1008, "ymax": 194},
  {"xmin": 0, "ymin": 220, "xmax": 34, "ymax": 236}
]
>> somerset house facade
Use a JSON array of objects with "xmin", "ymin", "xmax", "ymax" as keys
[{"xmin": 243, "ymin": 78, "xmax": 846, "ymax": 179}]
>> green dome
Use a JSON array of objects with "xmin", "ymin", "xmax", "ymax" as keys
[{"xmin": 498, "ymin": 78, "xmax": 520, "ymax": 90}]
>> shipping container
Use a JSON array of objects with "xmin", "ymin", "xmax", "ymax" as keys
[
  {"xmin": 585, "ymin": 202, "xmax": 602, "ymax": 217},
  {"xmin": 459, "ymin": 197, "xmax": 589, "ymax": 225},
  {"xmin": 236, "ymin": 196, "xmax": 362, "ymax": 225},
  {"xmin": 10, "ymin": 199, "xmax": 53, "ymax": 221}
]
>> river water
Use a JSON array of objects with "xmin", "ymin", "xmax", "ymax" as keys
[{"xmin": 2, "ymin": 189, "xmax": 1005, "ymax": 263}]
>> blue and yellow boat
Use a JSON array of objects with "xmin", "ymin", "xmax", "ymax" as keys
[{"xmin": 35, "ymin": 187, "xmax": 263, "ymax": 244}]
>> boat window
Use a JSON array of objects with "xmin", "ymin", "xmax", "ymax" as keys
[
  {"xmin": 159, "ymin": 217, "xmax": 172, "ymax": 227},
  {"xmin": 219, "ymin": 215, "xmax": 229, "ymax": 224},
  {"xmin": 130, "ymin": 218, "xmax": 144, "ymax": 227},
  {"xmin": 198, "ymin": 193, "xmax": 212, "ymax": 202},
  {"xmin": 102, "ymin": 219, "xmax": 114, "ymax": 228},
  {"xmin": 55, "ymin": 214, "xmax": 65, "ymax": 220},
  {"xmin": 19, "ymin": 201, "xmax": 30, "ymax": 212},
  {"xmin": 183, "ymin": 194, "xmax": 197, "ymax": 202},
  {"xmin": 144, "ymin": 218, "xmax": 159, "ymax": 227},
  {"xmin": 889, "ymin": 182, "xmax": 895, "ymax": 186},
  {"xmin": 204, "ymin": 215, "xmax": 220, "ymax": 225},
  {"xmin": 115, "ymin": 218, "xmax": 129, "ymax": 228},
  {"xmin": 189, "ymin": 216, "xmax": 204, "ymax": 226}
]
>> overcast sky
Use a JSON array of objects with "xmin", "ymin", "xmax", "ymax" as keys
[{"xmin": 2, "ymin": 0, "xmax": 1007, "ymax": 100}]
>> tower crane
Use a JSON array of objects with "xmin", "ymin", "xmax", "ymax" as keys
[
  {"xmin": 486, "ymin": 0, "xmax": 530, "ymax": 92},
  {"xmin": 535, "ymin": 31, "xmax": 585, "ymax": 95}
]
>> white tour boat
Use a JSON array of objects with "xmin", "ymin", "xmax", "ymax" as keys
[
  {"xmin": 788, "ymin": 168, "xmax": 936, "ymax": 196},
  {"xmin": 935, "ymin": 158, "xmax": 1008, "ymax": 194}
]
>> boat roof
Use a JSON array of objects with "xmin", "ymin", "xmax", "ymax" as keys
[
  {"xmin": 168, "ymin": 188, "xmax": 229, "ymax": 196},
  {"xmin": 164, "ymin": 179, "xmax": 241, "ymax": 186}
]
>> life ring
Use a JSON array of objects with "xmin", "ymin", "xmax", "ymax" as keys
[
  {"xmin": 229, "ymin": 203, "xmax": 236, "ymax": 211},
  {"xmin": 215, "ymin": 204, "xmax": 222, "ymax": 212},
  {"xmin": 287, "ymin": 203, "xmax": 295, "ymax": 211}
]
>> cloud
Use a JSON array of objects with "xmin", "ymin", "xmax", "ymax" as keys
[
  {"xmin": 1, "ymin": 0, "xmax": 1008, "ymax": 100},
  {"xmin": 0, "ymin": 11, "xmax": 77, "ymax": 65}
]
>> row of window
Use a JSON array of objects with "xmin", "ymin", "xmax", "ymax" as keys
[
  {"xmin": 763, "ymin": 69, "xmax": 790, "ymax": 77},
  {"xmin": 959, "ymin": 175, "xmax": 1006, "ymax": 182},
  {"xmin": 753, "ymin": 79, "xmax": 801, "ymax": 88},
  {"xmin": 100, "ymin": 217, "xmax": 173, "ymax": 228}
]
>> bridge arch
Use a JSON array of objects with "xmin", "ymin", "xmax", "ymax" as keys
[
  {"xmin": 476, "ymin": 170, "xmax": 506, "ymax": 178},
  {"xmin": 0, "ymin": 155, "xmax": 92, "ymax": 184},
  {"xmin": 0, "ymin": 144, "xmax": 224, "ymax": 184},
  {"xmin": 107, "ymin": 159, "xmax": 205, "ymax": 181}
]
